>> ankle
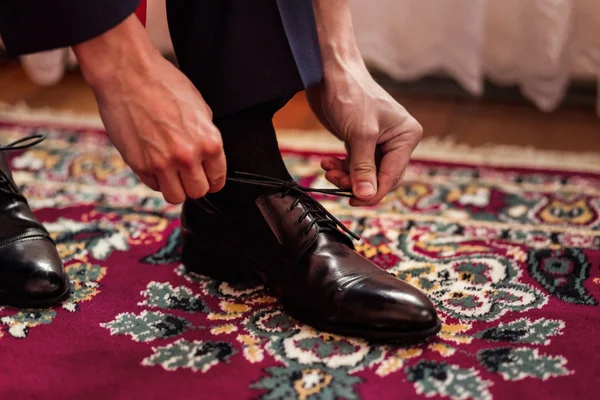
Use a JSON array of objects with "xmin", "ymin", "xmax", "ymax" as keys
[{"xmin": 204, "ymin": 174, "xmax": 287, "ymax": 210}]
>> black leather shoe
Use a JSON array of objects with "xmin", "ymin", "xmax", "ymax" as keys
[
  {"xmin": 0, "ymin": 136, "xmax": 69, "ymax": 308},
  {"xmin": 181, "ymin": 173, "xmax": 441, "ymax": 342}
]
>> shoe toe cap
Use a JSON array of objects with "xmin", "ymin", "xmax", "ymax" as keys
[
  {"xmin": 340, "ymin": 274, "xmax": 439, "ymax": 332},
  {"xmin": 24, "ymin": 268, "xmax": 68, "ymax": 297},
  {"xmin": 1, "ymin": 238, "xmax": 69, "ymax": 305}
]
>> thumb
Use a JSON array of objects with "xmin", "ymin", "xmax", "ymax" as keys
[{"xmin": 349, "ymin": 138, "xmax": 378, "ymax": 200}]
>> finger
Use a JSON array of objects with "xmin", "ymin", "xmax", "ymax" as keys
[
  {"xmin": 203, "ymin": 150, "xmax": 227, "ymax": 193},
  {"xmin": 157, "ymin": 170, "xmax": 187, "ymax": 204},
  {"xmin": 349, "ymin": 145, "xmax": 411, "ymax": 207},
  {"xmin": 348, "ymin": 137, "xmax": 378, "ymax": 200},
  {"xmin": 325, "ymin": 170, "xmax": 351, "ymax": 189},
  {"xmin": 179, "ymin": 167, "xmax": 210, "ymax": 200},
  {"xmin": 376, "ymin": 124, "xmax": 421, "ymax": 196},
  {"xmin": 198, "ymin": 125, "xmax": 227, "ymax": 193},
  {"xmin": 321, "ymin": 156, "xmax": 346, "ymax": 172},
  {"xmin": 339, "ymin": 174, "xmax": 351, "ymax": 189},
  {"xmin": 136, "ymin": 172, "xmax": 160, "ymax": 192}
]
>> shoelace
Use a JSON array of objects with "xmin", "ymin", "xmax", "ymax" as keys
[
  {"xmin": 0, "ymin": 134, "xmax": 46, "ymax": 152},
  {"xmin": 227, "ymin": 172, "xmax": 360, "ymax": 240},
  {"xmin": 0, "ymin": 134, "xmax": 46, "ymax": 195}
]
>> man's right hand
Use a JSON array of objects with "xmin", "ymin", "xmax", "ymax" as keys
[{"xmin": 73, "ymin": 14, "xmax": 226, "ymax": 204}]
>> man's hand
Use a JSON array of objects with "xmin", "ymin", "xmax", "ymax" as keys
[
  {"xmin": 311, "ymin": 0, "xmax": 422, "ymax": 207},
  {"xmin": 73, "ymin": 15, "xmax": 226, "ymax": 204},
  {"xmin": 306, "ymin": 69, "xmax": 422, "ymax": 207}
]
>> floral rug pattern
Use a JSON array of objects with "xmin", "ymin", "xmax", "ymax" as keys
[{"xmin": 0, "ymin": 117, "xmax": 599, "ymax": 400}]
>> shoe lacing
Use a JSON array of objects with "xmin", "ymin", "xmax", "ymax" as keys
[
  {"xmin": 227, "ymin": 172, "xmax": 360, "ymax": 240},
  {"xmin": 0, "ymin": 135, "xmax": 45, "ymax": 196}
]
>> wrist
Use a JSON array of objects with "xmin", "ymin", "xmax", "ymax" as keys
[
  {"xmin": 321, "ymin": 49, "xmax": 368, "ymax": 84},
  {"xmin": 320, "ymin": 40, "xmax": 364, "ymax": 72},
  {"xmin": 312, "ymin": 0, "xmax": 367, "ymax": 80},
  {"xmin": 73, "ymin": 14, "xmax": 159, "ymax": 93}
]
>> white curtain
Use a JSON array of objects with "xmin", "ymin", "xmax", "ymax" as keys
[
  {"xmin": 351, "ymin": 0, "xmax": 600, "ymax": 114},
  {"xmin": 10, "ymin": 0, "xmax": 600, "ymax": 114}
]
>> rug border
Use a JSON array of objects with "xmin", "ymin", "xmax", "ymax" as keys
[{"xmin": 2, "ymin": 103, "xmax": 600, "ymax": 174}]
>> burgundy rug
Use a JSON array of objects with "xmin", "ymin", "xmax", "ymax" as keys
[{"xmin": 0, "ymin": 109, "xmax": 599, "ymax": 400}]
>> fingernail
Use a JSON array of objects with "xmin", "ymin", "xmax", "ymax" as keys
[
  {"xmin": 324, "ymin": 163, "xmax": 333, "ymax": 170},
  {"xmin": 356, "ymin": 182, "xmax": 375, "ymax": 197}
]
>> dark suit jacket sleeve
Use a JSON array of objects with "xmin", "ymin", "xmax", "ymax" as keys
[{"xmin": 0, "ymin": 0, "xmax": 140, "ymax": 56}]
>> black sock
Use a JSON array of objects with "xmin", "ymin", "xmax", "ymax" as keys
[{"xmin": 205, "ymin": 101, "xmax": 292, "ymax": 209}]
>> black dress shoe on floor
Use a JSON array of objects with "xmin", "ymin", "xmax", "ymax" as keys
[
  {"xmin": 181, "ymin": 173, "xmax": 441, "ymax": 342},
  {"xmin": 0, "ymin": 136, "xmax": 69, "ymax": 308}
]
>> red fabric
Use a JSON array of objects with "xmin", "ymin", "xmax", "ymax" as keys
[{"xmin": 135, "ymin": 0, "xmax": 147, "ymax": 26}]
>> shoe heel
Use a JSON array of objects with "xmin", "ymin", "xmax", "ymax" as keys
[{"xmin": 181, "ymin": 228, "xmax": 254, "ymax": 283}]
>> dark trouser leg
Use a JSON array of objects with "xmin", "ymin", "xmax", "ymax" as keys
[
  {"xmin": 206, "ymin": 100, "xmax": 292, "ymax": 209},
  {"xmin": 166, "ymin": 0, "xmax": 309, "ymax": 208},
  {"xmin": 166, "ymin": 0, "xmax": 307, "ymax": 119}
]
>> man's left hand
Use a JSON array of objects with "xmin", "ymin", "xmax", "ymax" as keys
[{"xmin": 306, "ymin": 63, "xmax": 423, "ymax": 207}]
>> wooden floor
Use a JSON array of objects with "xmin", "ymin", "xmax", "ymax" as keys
[{"xmin": 1, "ymin": 61, "xmax": 599, "ymax": 153}]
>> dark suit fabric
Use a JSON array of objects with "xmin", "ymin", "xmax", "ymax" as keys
[
  {"xmin": 0, "ymin": 0, "xmax": 140, "ymax": 56},
  {"xmin": 1, "ymin": 0, "xmax": 323, "ymax": 117},
  {"xmin": 167, "ymin": 0, "xmax": 323, "ymax": 117}
]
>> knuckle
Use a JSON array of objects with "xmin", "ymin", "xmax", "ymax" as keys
[
  {"xmin": 209, "ymin": 172, "xmax": 226, "ymax": 187},
  {"xmin": 207, "ymin": 124, "xmax": 221, "ymax": 137},
  {"xmin": 187, "ymin": 190, "xmax": 204, "ymax": 200},
  {"xmin": 197, "ymin": 186, "xmax": 209, "ymax": 199},
  {"xmin": 199, "ymin": 124, "xmax": 220, "ymax": 140},
  {"xmin": 210, "ymin": 126, "xmax": 223, "ymax": 140},
  {"xmin": 174, "ymin": 148, "xmax": 195, "ymax": 167},
  {"xmin": 187, "ymin": 176, "xmax": 210, "ymax": 199},
  {"xmin": 203, "ymin": 104, "xmax": 214, "ymax": 120},
  {"xmin": 356, "ymin": 128, "xmax": 378, "ymax": 141},
  {"xmin": 197, "ymin": 185, "xmax": 210, "ymax": 199},
  {"xmin": 149, "ymin": 157, "xmax": 168, "ymax": 173},
  {"xmin": 409, "ymin": 119, "xmax": 424, "ymax": 138},
  {"xmin": 164, "ymin": 194, "xmax": 184, "ymax": 205},
  {"xmin": 352, "ymin": 161, "xmax": 376, "ymax": 175},
  {"xmin": 203, "ymin": 137, "xmax": 223, "ymax": 156}
]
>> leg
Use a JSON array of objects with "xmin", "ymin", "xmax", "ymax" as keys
[
  {"xmin": 167, "ymin": 0, "xmax": 307, "ymax": 119},
  {"xmin": 206, "ymin": 100, "xmax": 291, "ymax": 209},
  {"xmin": 172, "ymin": 1, "xmax": 440, "ymax": 342},
  {"xmin": 166, "ymin": 0, "xmax": 308, "ymax": 208}
]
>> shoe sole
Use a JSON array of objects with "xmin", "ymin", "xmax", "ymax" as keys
[
  {"xmin": 182, "ymin": 229, "xmax": 442, "ymax": 343},
  {"xmin": 0, "ymin": 281, "xmax": 71, "ymax": 309}
]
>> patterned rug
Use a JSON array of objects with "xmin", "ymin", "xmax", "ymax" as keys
[{"xmin": 1, "ymin": 107, "xmax": 599, "ymax": 400}]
